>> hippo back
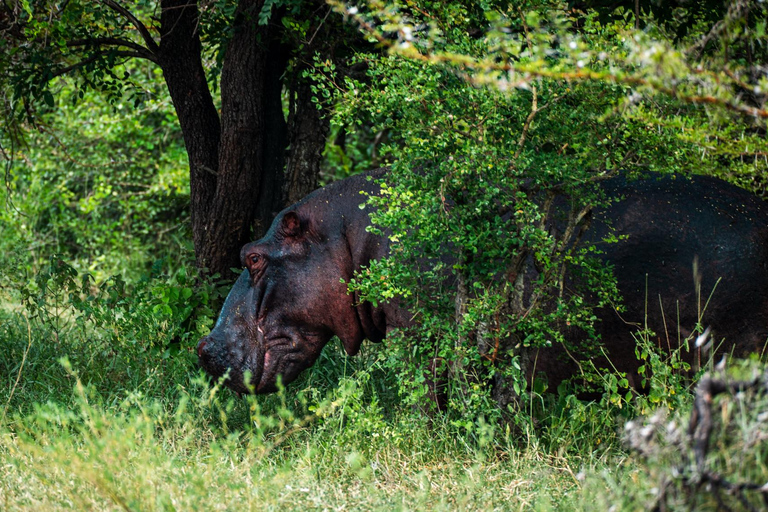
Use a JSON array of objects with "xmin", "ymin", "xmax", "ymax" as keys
[{"xmin": 537, "ymin": 173, "xmax": 768, "ymax": 387}]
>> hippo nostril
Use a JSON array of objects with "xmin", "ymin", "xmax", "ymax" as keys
[{"xmin": 197, "ymin": 338, "xmax": 209, "ymax": 360}]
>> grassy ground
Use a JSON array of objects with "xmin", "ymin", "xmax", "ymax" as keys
[
  {"xmin": 0, "ymin": 286, "xmax": 634, "ymax": 512},
  {"xmin": 1, "ymin": 272, "xmax": 765, "ymax": 512},
  {"xmin": 0, "ymin": 387, "xmax": 646, "ymax": 511}
]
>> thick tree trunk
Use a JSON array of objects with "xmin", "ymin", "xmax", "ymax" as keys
[
  {"xmin": 255, "ymin": 37, "xmax": 289, "ymax": 236},
  {"xmin": 156, "ymin": 0, "xmax": 334, "ymax": 277},
  {"xmin": 159, "ymin": 0, "xmax": 289, "ymax": 277},
  {"xmin": 158, "ymin": 0, "xmax": 221, "ymax": 268},
  {"xmin": 202, "ymin": 0, "xmax": 269, "ymax": 275}
]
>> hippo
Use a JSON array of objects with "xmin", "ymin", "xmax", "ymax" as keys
[{"xmin": 196, "ymin": 168, "xmax": 768, "ymax": 395}]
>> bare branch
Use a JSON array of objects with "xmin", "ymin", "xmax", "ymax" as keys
[
  {"xmin": 633, "ymin": 368, "xmax": 768, "ymax": 511},
  {"xmin": 688, "ymin": 373, "xmax": 764, "ymax": 470},
  {"xmin": 306, "ymin": 7, "xmax": 332, "ymax": 47}
]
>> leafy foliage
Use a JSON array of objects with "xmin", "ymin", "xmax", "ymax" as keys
[
  {"xmin": 1, "ymin": 1, "xmax": 768, "ymax": 509},
  {"xmin": 323, "ymin": 2, "xmax": 690, "ymax": 425},
  {"xmin": 318, "ymin": 1, "xmax": 768, "ymax": 436}
]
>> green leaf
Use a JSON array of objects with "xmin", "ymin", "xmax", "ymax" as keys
[{"xmin": 43, "ymin": 90, "xmax": 54, "ymax": 107}]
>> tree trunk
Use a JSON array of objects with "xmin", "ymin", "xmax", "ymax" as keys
[
  {"xmin": 255, "ymin": 36, "xmax": 289, "ymax": 236},
  {"xmin": 158, "ymin": 0, "xmax": 221, "ymax": 268},
  {"xmin": 284, "ymin": 69, "xmax": 330, "ymax": 204},
  {"xmin": 157, "ymin": 0, "xmax": 334, "ymax": 277},
  {"xmin": 158, "ymin": 0, "xmax": 290, "ymax": 277},
  {"xmin": 202, "ymin": 0, "xmax": 280, "ymax": 276}
]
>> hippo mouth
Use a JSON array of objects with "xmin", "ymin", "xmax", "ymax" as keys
[
  {"xmin": 198, "ymin": 331, "xmax": 319, "ymax": 395},
  {"xmin": 196, "ymin": 342, "xmax": 249, "ymax": 395},
  {"xmin": 256, "ymin": 336, "xmax": 307, "ymax": 392}
]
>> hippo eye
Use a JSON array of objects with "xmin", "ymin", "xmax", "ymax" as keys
[{"xmin": 245, "ymin": 253, "xmax": 266, "ymax": 279}]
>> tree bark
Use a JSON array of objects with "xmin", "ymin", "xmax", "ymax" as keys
[
  {"xmin": 156, "ymin": 0, "xmax": 331, "ymax": 276},
  {"xmin": 7, "ymin": 0, "xmax": 356, "ymax": 278},
  {"xmin": 201, "ymin": 0, "xmax": 280, "ymax": 276},
  {"xmin": 158, "ymin": 0, "xmax": 221, "ymax": 268},
  {"xmin": 284, "ymin": 69, "xmax": 330, "ymax": 204},
  {"xmin": 255, "ymin": 36, "xmax": 289, "ymax": 236},
  {"xmin": 158, "ymin": 0, "xmax": 290, "ymax": 277}
]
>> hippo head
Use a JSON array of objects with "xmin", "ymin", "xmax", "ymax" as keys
[{"xmin": 196, "ymin": 208, "xmax": 375, "ymax": 394}]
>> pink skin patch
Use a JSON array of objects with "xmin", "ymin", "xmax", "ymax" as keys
[{"xmin": 260, "ymin": 349, "xmax": 273, "ymax": 391}]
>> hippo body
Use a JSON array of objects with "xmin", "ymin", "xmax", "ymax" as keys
[{"xmin": 197, "ymin": 169, "xmax": 768, "ymax": 394}]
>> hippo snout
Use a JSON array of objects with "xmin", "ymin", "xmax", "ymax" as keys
[
  {"xmin": 196, "ymin": 335, "xmax": 221, "ymax": 379},
  {"xmin": 197, "ymin": 335, "xmax": 221, "ymax": 373},
  {"xmin": 196, "ymin": 331, "xmax": 266, "ymax": 395},
  {"xmin": 196, "ymin": 334, "xmax": 235, "ymax": 383}
]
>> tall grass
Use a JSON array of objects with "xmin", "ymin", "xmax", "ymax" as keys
[{"xmin": 1, "ymin": 260, "xmax": 766, "ymax": 511}]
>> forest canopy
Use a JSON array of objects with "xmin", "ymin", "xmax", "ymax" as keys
[{"xmin": 1, "ymin": 0, "xmax": 765, "ymax": 277}]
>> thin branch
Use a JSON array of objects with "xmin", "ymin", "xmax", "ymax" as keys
[
  {"xmin": 484, "ymin": 69, "xmax": 768, "ymax": 120},
  {"xmin": 512, "ymin": 8, "xmax": 565, "ymax": 160},
  {"xmin": 686, "ymin": 0, "xmax": 751, "ymax": 60},
  {"xmin": 723, "ymin": 67, "xmax": 755, "ymax": 93},
  {"xmin": 331, "ymin": 2, "xmax": 768, "ymax": 120},
  {"xmin": 514, "ymin": 9, "xmax": 538, "ymax": 160},
  {"xmin": 100, "ymin": 0, "xmax": 159, "ymax": 54},
  {"xmin": 514, "ymin": 89, "xmax": 537, "ymax": 160},
  {"xmin": 35, "ymin": 124, "xmax": 133, "ymax": 169},
  {"xmin": 306, "ymin": 7, "xmax": 332, "ymax": 47},
  {"xmin": 449, "ymin": 126, "xmax": 481, "ymax": 143},
  {"xmin": 55, "ymin": 0, "xmax": 72, "ymax": 16},
  {"xmin": 67, "ymin": 37, "xmax": 157, "ymax": 62},
  {"xmin": 514, "ymin": 93, "xmax": 563, "ymax": 161},
  {"xmin": 52, "ymin": 49, "xmax": 156, "ymax": 78}
]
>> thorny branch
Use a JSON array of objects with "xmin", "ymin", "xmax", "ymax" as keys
[
  {"xmin": 331, "ymin": 1, "xmax": 768, "ymax": 120},
  {"xmin": 627, "ymin": 364, "xmax": 768, "ymax": 511}
]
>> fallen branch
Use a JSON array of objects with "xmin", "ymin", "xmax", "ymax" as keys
[{"xmin": 628, "ymin": 365, "xmax": 768, "ymax": 511}]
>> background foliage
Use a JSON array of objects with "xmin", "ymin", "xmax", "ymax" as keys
[
  {"xmin": 0, "ymin": 62, "xmax": 189, "ymax": 279},
  {"xmin": 1, "ymin": 0, "xmax": 767, "ymax": 510}
]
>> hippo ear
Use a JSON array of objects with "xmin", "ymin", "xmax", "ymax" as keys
[{"xmin": 280, "ymin": 211, "xmax": 303, "ymax": 238}]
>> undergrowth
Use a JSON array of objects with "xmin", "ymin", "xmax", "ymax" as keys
[{"xmin": 1, "ymin": 256, "xmax": 766, "ymax": 511}]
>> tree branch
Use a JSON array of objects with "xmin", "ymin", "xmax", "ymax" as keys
[
  {"xmin": 688, "ymin": 373, "xmax": 765, "ymax": 471},
  {"xmin": 52, "ymin": 49, "xmax": 154, "ymax": 78},
  {"xmin": 100, "ymin": 0, "xmax": 159, "ymax": 54},
  {"xmin": 67, "ymin": 37, "xmax": 157, "ymax": 62},
  {"xmin": 332, "ymin": 1, "xmax": 768, "ymax": 120},
  {"xmin": 686, "ymin": 0, "xmax": 752, "ymax": 60}
]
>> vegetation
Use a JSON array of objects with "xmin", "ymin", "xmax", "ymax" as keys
[
  {"xmin": 1, "ymin": 0, "xmax": 374, "ymax": 276},
  {"xmin": 1, "ymin": 0, "xmax": 767, "ymax": 510},
  {"xmin": 335, "ymin": 0, "xmax": 767, "ymax": 423}
]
